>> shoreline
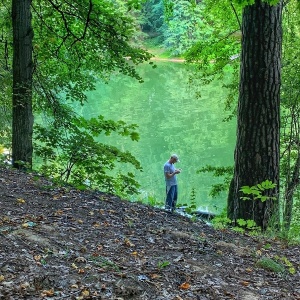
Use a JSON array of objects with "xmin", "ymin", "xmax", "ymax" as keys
[{"xmin": 150, "ymin": 56, "xmax": 185, "ymax": 63}]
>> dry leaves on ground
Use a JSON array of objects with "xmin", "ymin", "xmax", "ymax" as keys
[{"xmin": 0, "ymin": 167, "xmax": 299, "ymax": 299}]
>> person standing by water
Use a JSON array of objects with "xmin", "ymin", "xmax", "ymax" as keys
[{"xmin": 164, "ymin": 154, "xmax": 181, "ymax": 212}]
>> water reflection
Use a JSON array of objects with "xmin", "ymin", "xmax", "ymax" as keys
[{"xmin": 80, "ymin": 62, "xmax": 236, "ymax": 213}]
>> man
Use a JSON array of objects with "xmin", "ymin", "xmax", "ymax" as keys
[{"xmin": 164, "ymin": 154, "xmax": 181, "ymax": 212}]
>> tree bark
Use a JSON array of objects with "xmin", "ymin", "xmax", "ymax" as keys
[
  {"xmin": 12, "ymin": 0, "xmax": 34, "ymax": 169},
  {"xmin": 228, "ymin": 0, "xmax": 283, "ymax": 230}
]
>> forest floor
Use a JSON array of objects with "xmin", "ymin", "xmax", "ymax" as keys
[{"xmin": 0, "ymin": 167, "xmax": 300, "ymax": 300}]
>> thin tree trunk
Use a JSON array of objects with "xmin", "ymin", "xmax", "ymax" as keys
[
  {"xmin": 228, "ymin": 0, "xmax": 283, "ymax": 230},
  {"xmin": 283, "ymin": 152, "xmax": 300, "ymax": 231},
  {"xmin": 12, "ymin": 0, "xmax": 34, "ymax": 169}
]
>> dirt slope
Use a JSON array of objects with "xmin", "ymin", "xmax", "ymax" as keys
[{"xmin": 0, "ymin": 167, "xmax": 299, "ymax": 300}]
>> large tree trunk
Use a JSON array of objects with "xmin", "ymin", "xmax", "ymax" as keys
[
  {"xmin": 12, "ymin": 0, "xmax": 34, "ymax": 169},
  {"xmin": 228, "ymin": 0, "xmax": 283, "ymax": 230}
]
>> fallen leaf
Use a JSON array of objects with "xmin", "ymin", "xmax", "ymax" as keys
[
  {"xmin": 2, "ymin": 216, "xmax": 10, "ymax": 222},
  {"xmin": 240, "ymin": 281, "xmax": 250, "ymax": 286},
  {"xmin": 81, "ymin": 289, "xmax": 90, "ymax": 297},
  {"xmin": 150, "ymin": 274, "xmax": 161, "ymax": 279},
  {"xmin": 0, "ymin": 275, "xmax": 5, "ymax": 282},
  {"xmin": 179, "ymin": 282, "xmax": 190, "ymax": 290},
  {"xmin": 124, "ymin": 238, "xmax": 135, "ymax": 247},
  {"xmin": 34, "ymin": 255, "xmax": 41, "ymax": 261},
  {"xmin": 20, "ymin": 282, "xmax": 30, "ymax": 289},
  {"xmin": 71, "ymin": 284, "xmax": 79, "ymax": 289},
  {"xmin": 41, "ymin": 288, "xmax": 54, "ymax": 297},
  {"xmin": 71, "ymin": 263, "xmax": 78, "ymax": 269},
  {"xmin": 17, "ymin": 198, "xmax": 26, "ymax": 204},
  {"xmin": 75, "ymin": 257, "xmax": 87, "ymax": 263}
]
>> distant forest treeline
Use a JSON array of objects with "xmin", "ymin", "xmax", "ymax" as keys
[{"xmin": 134, "ymin": 0, "xmax": 207, "ymax": 55}]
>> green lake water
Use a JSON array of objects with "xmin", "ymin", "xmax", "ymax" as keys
[{"xmin": 76, "ymin": 61, "xmax": 236, "ymax": 214}]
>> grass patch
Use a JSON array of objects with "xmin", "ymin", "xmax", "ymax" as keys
[{"xmin": 256, "ymin": 257, "xmax": 285, "ymax": 273}]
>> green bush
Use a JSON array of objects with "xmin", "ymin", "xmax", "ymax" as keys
[{"xmin": 34, "ymin": 115, "xmax": 142, "ymax": 198}]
